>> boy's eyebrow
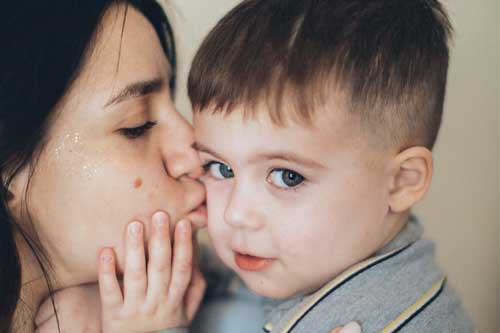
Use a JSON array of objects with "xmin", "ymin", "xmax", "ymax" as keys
[
  {"xmin": 104, "ymin": 77, "xmax": 164, "ymax": 108},
  {"xmin": 193, "ymin": 142, "xmax": 227, "ymax": 161},
  {"xmin": 195, "ymin": 142, "xmax": 326, "ymax": 169},
  {"xmin": 250, "ymin": 151, "xmax": 327, "ymax": 169}
]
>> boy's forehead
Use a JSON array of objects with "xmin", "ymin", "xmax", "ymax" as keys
[
  {"xmin": 194, "ymin": 91, "xmax": 354, "ymax": 132},
  {"xmin": 193, "ymin": 102, "xmax": 367, "ymax": 160}
]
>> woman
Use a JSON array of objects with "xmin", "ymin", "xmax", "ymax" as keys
[
  {"xmin": 0, "ymin": 1, "xmax": 206, "ymax": 331},
  {"xmin": 1, "ymin": 1, "xmax": 361, "ymax": 332}
]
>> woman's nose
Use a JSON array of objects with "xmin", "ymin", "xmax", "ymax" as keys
[
  {"xmin": 162, "ymin": 115, "xmax": 203, "ymax": 179},
  {"xmin": 165, "ymin": 146, "xmax": 203, "ymax": 179}
]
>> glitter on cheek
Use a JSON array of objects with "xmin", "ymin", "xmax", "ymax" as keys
[
  {"xmin": 53, "ymin": 133, "xmax": 81, "ymax": 162},
  {"xmin": 49, "ymin": 132, "xmax": 103, "ymax": 181},
  {"xmin": 81, "ymin": 163, "xmax": 100, "ymax": 180}
]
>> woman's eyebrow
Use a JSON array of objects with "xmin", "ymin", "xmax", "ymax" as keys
[{"xmin": 104, "ymin": 77, "xmax": 164, "ymax": 107}]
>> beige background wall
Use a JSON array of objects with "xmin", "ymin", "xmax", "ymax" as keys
[{"xmin": 167, "ymin": 1, "xmax": 500, "ymax": 332}]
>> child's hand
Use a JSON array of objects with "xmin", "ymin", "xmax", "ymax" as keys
[
  {"xmin": 34, "ymin": 283, "xmax": 101, "ymax": 332},
  {"xmin": 99, "ymin": 212, "xmax": 206, "ymax": 332}
]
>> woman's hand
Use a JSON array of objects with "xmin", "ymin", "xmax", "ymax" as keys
[
  {"xmin": 35, "ymin": 212, "xmax": 206, "ymax": 333},
  {"xmin": 99, "ymin": 212, "xmax": 206, "ymax": 332},
  {"xmin": 331, "ymin": 322, "xmax": 362, "ymax": 333}
]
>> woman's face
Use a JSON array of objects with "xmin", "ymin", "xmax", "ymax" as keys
[{"xmin": 12, "ymin": 5, "xmax": 206, "ymax": 286}]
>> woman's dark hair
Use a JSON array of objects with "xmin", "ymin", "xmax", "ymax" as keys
[{"xmin": 0, "ymin": 1, "xmax": 176, "ymax": 331}]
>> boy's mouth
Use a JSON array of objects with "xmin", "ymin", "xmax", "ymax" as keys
[{"xmin": 234, "ymin": 251, "xmax": 274, "ymax": 272}]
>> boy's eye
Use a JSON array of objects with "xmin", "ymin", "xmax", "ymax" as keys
[
  {"xmin": 121, "ymin": 121, "xmax": 156, "ymax": 139},
  {"xmin": 268, "ymin": 169, "xmax": 304, "ymax": 188},
  {"xmin": 204, "ymin": 161, "xmax": 234, "ymax": 179}
]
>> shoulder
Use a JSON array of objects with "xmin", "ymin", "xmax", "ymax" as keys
[
  {"xmin": 266, "ymin": 239, "xmax": 472, "ymax": 333},
  {"xmin": 396, "ymin": 283, "xmax": 475, "ymax": 333}
]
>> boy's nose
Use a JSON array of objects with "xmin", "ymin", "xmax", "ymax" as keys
[{"xmin": 223, "ymin": 184, "xmax": 263, "ymax": 230}]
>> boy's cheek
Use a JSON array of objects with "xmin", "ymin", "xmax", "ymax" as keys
[
  {"xmin": 205, "ymin": 185, "xmax": 229, "ymax": 222},
  {"xmin": 205, "ymin": 198, "xmax": 228, "ymax": 240}
]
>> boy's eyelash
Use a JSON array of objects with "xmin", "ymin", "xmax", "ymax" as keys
[
  {"xmin": 202, "ymin": 161, "xmax": 213, "ymax": 172},
  {"xmin": 267, "ymin": 168, "xmax": 308, "ymax": 192},
  {"xmin": 202, "ymin": 160, "xmax": 223, "ymax": 173},
  {"xmin": 201, "ymin": 161, "xmax": 307, "ymax": 191},
  {"xmin": 121, "ymin": 121, "xmax": 156, "ymax": 139}
]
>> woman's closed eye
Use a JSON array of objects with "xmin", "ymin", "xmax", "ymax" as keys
[
  {"xmin": 203, "ymin": 161, "xmax": 234, "ymax": 179},
  {"xmin": 267, "ymin": 168, "xmax": 305, "ymax": 189},
  {"xmin": 120, "ymin": 121, "xmax": 156, "ymax": 139}
]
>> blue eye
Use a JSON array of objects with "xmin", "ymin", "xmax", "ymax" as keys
[
  {"xmin": 268, "ymin": 169, "xmax": 304, "ymax": 188},
  {"xmin": 204, "ymin": 161, "xmax": 234, "ymax": 179}
]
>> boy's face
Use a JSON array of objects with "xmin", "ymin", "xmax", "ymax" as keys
[{"xmin": 194, "ymin": 104, "xmax": 397, "ymax": 299}]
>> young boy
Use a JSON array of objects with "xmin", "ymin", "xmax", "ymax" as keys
[{"xmin": 189, "ymin": 0, "xmax": 474, "ymax": 332}]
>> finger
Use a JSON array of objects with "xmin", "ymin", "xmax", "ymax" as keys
[
  {"xmin": 167, "ymin": 219, "xmax": 194, "ymax": 305},
  {"xmin": 146, "ymin": 211, "xmax": 172, "ymax": 303},
  {"xmin": 338, "ymin": 322, "xmax": 362, "ymax": 333},
  {"xmin": 185, "ymin": 266, "xmax": 206, "ymax": 321},
  {"xmin": 124, "ymin": 221, "xmax": 147, "ymax": 307},
  {"xmin": 331, "ymin": 328, "xmax": 343, "ymax": 333},
  {"xmin": 98, "ymin": 248, "xmax": 123, "ymax": 309},
  {"xmin": 185, "ymin": 234, "xmax": 206, "ymax": 321}
]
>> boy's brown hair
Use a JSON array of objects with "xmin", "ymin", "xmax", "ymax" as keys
[{"xmin": 188, "ymin": 0, "xmax": 453, "ymax": 149}]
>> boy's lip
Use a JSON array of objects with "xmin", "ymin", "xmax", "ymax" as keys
[{"xmin": 234, "ymin": 251, "xmax": 275, "ymax": 272}]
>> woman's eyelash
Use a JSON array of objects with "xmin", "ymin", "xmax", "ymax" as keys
[{"xmin": 121, "ymin": 121, "xmax": 156, "ymax": 139}]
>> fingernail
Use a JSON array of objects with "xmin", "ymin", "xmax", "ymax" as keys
[
  {"xmin": 101, "ymin": 252, "xmax": 113, "ymax": 263},
  {"xmin": 178, "ymin": 219, "xmax": 190, "ymax": 233},
  {"xmin": 128, "ymin": 221, "xmax": 142, "ymax": 237},
  {"xmin": 154, "ymin": 211, "xmax": 167, "ymax": 227},
  {"xmin": 341, "ymin": 322, "xmax": 362, "ymax": 333}
]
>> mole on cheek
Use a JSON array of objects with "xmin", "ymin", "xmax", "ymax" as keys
[{"xmin": 133, "ymin": 178, "xmax": 143, "ymax": 189}]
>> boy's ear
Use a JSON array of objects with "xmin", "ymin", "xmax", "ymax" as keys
[{"xmin": 388, "ymin": 147, "xmax": 433, "ymax": 213}]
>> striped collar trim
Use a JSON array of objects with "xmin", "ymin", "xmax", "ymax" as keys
[
  {"xmin": 381, "ymin": 276, "xmax": 446, "ymax": 333},
  {"xmin": 263, "ymin": 243, "xmax": 413, "ymax": 333}
]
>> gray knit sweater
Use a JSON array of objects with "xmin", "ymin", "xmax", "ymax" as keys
[{"xmin": 261, "ymin": 216, "xmax": 474, "ymax": 333}]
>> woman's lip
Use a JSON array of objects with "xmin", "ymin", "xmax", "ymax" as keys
[
  {"xmin": 234, "ymin": 252, "xmax": 274, "ymax": 272},
  {"xmin": 186, "ymin": 203, "xmax": 207, "ymax": 228}
]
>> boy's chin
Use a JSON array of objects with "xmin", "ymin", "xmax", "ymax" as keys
[{"xmin": 242, "ymin": 277, "xmax": 306, "ymax": 300}]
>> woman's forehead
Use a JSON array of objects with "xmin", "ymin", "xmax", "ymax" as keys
[{"xmin": 56, "ymin": 4, "xmax": 170, "ymax": 116}]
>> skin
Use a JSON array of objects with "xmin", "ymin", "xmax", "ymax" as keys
[
  {"xmin": 20, "ymin": 4, "xmax": 428, "ymax": 332},
  {"xmin": 194, "ymin": 99, "xmax": 433, "ymax": 300},
  {"xmin": 17, "ymin": 5, "xmax": 357, "ymax": 332},
  {"xmin": 9, "ymin": 5, "xmax": 206, "ymax": 331}
]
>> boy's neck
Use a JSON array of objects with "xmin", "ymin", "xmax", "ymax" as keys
[{"xmin": 378, "ymin": 210, "xmax": 411, "ymax": 252}]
